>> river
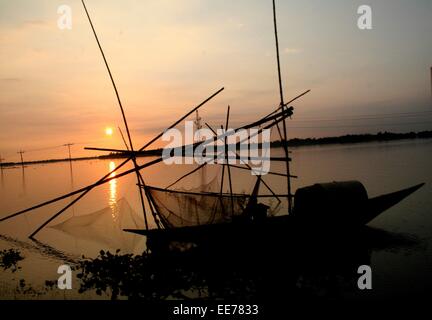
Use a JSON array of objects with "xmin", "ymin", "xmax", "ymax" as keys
[{"xmin": 0, "ymin": 139, "xmax": 431, "ymax": 300}]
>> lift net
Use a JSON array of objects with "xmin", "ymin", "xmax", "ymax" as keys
[
  {"xmin": 146, "ymin": 173, "xmax": 281, "ymax": 228},
  {"xmin": 147, "ymin": 186, "xmax": 248, "ymax": 228}
]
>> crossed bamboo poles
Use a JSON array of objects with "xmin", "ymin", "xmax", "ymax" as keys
[
  {"xmin": 0, "ymin": 95, "xmax": 307, "ymax": 238},
  {"xmin": 0, "ymin": 0, "xmax": 310, "ymax": 239}
]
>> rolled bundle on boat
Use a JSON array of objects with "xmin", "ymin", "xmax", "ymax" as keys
[{"xmin": 293, "ymin": 181, "xmax": 368, "ymax": 226}]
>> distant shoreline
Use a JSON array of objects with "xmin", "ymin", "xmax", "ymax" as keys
[
  {"xmin": 1, "ymin": 131, "xmax": 431, "ymax": 167},
  {"xmin": 272, "ymin": 130, "xmax": 432, "ymax": 148}
]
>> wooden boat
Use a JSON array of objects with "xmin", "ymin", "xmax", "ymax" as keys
[
  {"xmin": 121, "ymin": 1, "xmax": 426, "ymax": 249},
  {"xmin": 124, "ymin": 182, "xmax": 425, "ymax": 249}
]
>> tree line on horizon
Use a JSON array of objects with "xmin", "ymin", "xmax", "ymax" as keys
[{"xmin": 1, "ymin": 131, "xmax": 431, "ymax": 167}]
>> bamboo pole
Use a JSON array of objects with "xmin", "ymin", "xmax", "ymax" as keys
[
  {"xmin": 272, "ymin": 0, "xmax": 293, "ymax": 214},
  {"xmin": 165, "ymin": 106, "xmax": 296, "ymax": 191},
  {"xmin": 85, "ymin": 106, "xmax": 294, "ymax": 156},
  {"xmin": 205, "ymin": 123, "xmax": 282, "ymax": 202},
  {"xmin": 29, "ymin": 157, "xmax": 164, "ymax": 238},
  {"xmin": 2, "ymin": 96, "xmax": 291, "ymax": 234},
  {"xmin": 227, "ymin": 164, "xmax": 297, "ymax": 179},
  {"xmin": 165, "ymin": 163, "xmax": 208, "ymax": 190},
  {"xmin": 81, "ymin": 0, "xmax": 150, "ymax": 230},
  {"xmin": 264, "ymin": 89, "xmax": 310, "ymax": 120},
  {"xmin": 223, "ymin": 106, "xmax": 235, "ymax": 215},
  {"xmin": 143, "ymin": 185, "xmax": 291, "ymax": 199},
  {"xmin": 26, "ymin": 84, "xmax": 224, "ymax": 238},
  {"xmin": 27, "ymin": 87, "xmax": 222, "ymax": 237},
  {"xmin": 118, "ymin": 126, "xmax": 130, "ymax": 151},
  {"xmin": 0, "ymin": 88, "xmax": 223, "ymax": 225}
]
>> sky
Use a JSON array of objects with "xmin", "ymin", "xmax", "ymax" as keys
[{"xmin": 1, "ymin": 0, "xmax": 431, "ymax": 162}]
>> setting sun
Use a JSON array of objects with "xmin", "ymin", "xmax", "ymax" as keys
[{"xmin": 105, "ymin": 127, "xmax": 113, "ymax": 136}]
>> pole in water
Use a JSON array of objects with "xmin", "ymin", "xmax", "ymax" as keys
[
  {"xmin": 64, "ymin": 143, "xmax": 74, "ymax": 161},
  {"xmin": 17, "ymin": 150, "xmax": 25, "ymax": 167},
  {"xmin": 0, "ymin": 154, "xmax": 4, "ymax": 172}
]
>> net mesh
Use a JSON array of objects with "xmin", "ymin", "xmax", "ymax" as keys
[
  {"xmin": 146, "ymin": 171, "xmax": 281, "ymax": 228},
  {"xmin": 50, "ymin": 198, "xmax": 143, "ymax": 251},
  {"xmin": 147, "ymin": 186, "xmax": 248, "ymax": 228}
]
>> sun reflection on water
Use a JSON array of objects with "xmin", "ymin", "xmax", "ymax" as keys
[{"xmin": 108, "ymin": 161, "xmax": 118, "ymax": 220}]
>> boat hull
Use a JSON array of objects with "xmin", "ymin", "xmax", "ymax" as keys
[{"xmin": 124, "ymin": 183, "xmax": 424, "ymax": 248}]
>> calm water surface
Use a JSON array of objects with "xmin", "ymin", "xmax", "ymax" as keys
[{"xmin": 0, "ymin": 140, "xmax": 431, "ymax": 299}]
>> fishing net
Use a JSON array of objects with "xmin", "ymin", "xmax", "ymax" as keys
[
  {"xmin": 146, "ymin": 171, "xmax": 281, "ymax": 228},
  {"xmin": 50, "ymin": 198, "xmax": 143, "ymax": 250},
  {"xmin": 147, "ymin": 186, "xmax": 248, "ymax": 228}
]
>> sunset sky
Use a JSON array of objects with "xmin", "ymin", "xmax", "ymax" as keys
[{"xmin": 1, "ymin": 0, "xmax": 431, "ymax": 162}]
